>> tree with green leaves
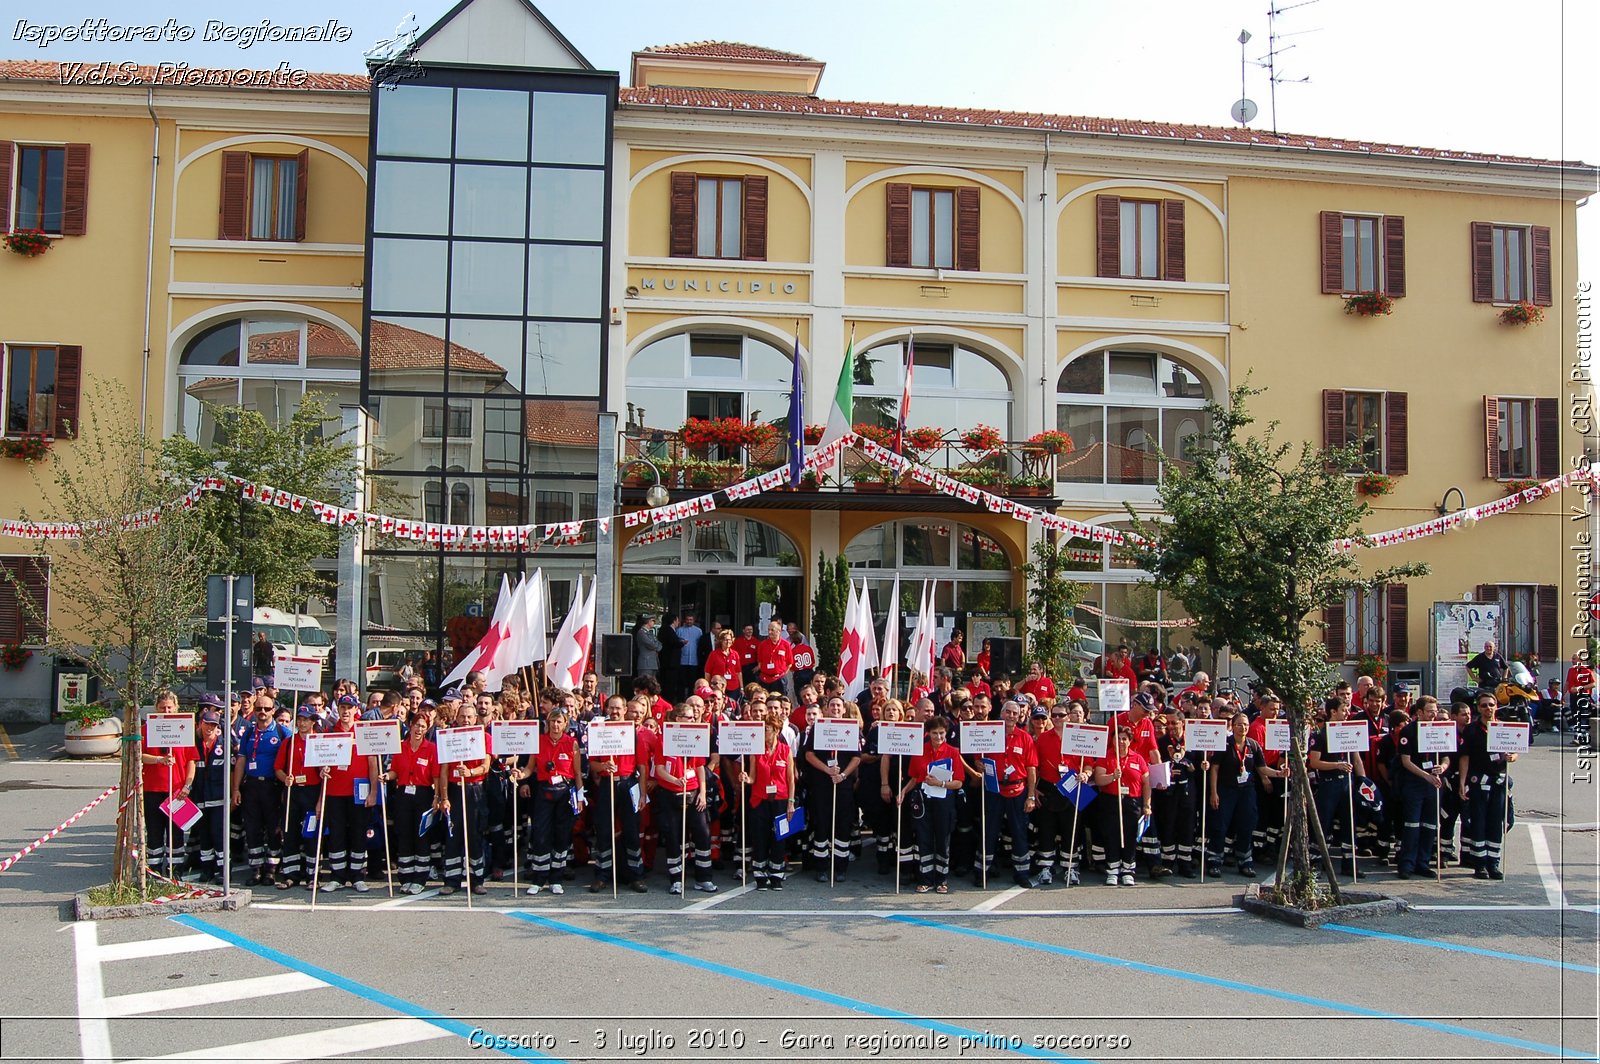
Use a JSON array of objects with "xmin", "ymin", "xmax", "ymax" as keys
[
  {"xmin": 11, "ymin": 382, "xmax": 212, "ymax": 890},
  {"xmin": 810, "ymin": 552, "xmax": 850, "ymax": 673},
  {"xmin": 1124, "ymin": 383, "xmax": 1426, "ymax": 909},
  {"xmin": 159, "ymin": 393, "xmax": 359, "ymax": 609},
  {"xmin": 1019, "ymin": 537, "xmax": 1086, "ymax": 680}
]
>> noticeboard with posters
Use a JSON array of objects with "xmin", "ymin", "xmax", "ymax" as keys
[{"xmin": 1432, "ymin": 601, "xmax": 1502, "ymax": 696}]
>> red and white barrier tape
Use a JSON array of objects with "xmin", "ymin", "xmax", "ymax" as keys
[{"xmin": 0, "ymin": 784, "xmax": 119, "ymax": 874}]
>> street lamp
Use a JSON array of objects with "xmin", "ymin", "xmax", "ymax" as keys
[{"xmin": 622, "ymin": 458, "xmax": 671, "ymax": 509}]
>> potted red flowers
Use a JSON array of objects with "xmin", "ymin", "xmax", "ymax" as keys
[
  {"xmin": 1343, "ymin": 291, "xmax": 1393, "ymax": 317},
  {"xmin": 1, "ymin": 643, "xmax": 32, "ymax": 671},
  {"xmin": 1024, "ymin": 429, "xmax": 1075, "ymax": 455},
  {"xmin": 904, "ymin": 426, "xmax": 946, "ymax": 452},
  {"xmin": 4, "ymin": 229, "xmax": 52, "ymax": 257},
  {"xmin": 1499, "ymin": 301, "xmax": 1544, "ymax": 326},
  {"xmin": 1355, "ymin": 472, "xmax": 1393, "ymax": 497},
  {"xmin": 960, "ymin": 424, "xmax": 1005, "ymax": 453},
  {"xmin": 680, "ymin": 417, "xmax": 779, "ymax": 452},
  {"xmin": 0, "ymin": 434, "xmax": 51, "ymax": 461}
]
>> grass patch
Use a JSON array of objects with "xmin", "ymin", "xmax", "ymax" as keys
[{"xmin": 86, "ymin": 881, "xmax": 173, "ymax": 906}]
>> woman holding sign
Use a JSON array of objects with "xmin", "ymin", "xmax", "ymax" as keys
[
  {"xmin": 437, "ymin": 702, "xmax": 492, "ymax": 896},
  {"xmin": 273, "ymin": 706, "xmax": 321, "ymax": 889},
  {"xmin": 654, "ymin": 705, "xmax": 718, "ymax": 895},
  {"xmin": 1090, "ymin": 727, "xmax": 1150, "ymax": 886},
  {"xmin": 802, "ymin": 698, "xmax": 861, "ymax": 882},
  {"xmin": 1206, "ymin": 713, "xmax": 1265, "ymax": 879},
  {"xmin": 1458, "ymin": 693, "xmax": 1517, "ymax": 880},
  {"xmin": 1153, "ymin": 714, "xmax": 1202, "ymax": 878},
  {"xmin": 1308, "ymin": 698, "xmax": 1366, "ymax": 879},
  {"xmin": 901, "ymin": 716, "xmax": 965, "ymax": 893},
  {"xmin": 320, "ymin": 698, "xmax": 381, "ymax": 894},
  {"xmin": 385, "ymin": 714, "xmax": 437, "ymax": 894},
  {"xmin": 747, "ymin": 718, "xmax": 797, "ymax": 889},
  {"xmin": 524, "ymin": 707, "xmax": 582, "ymax": 896}
]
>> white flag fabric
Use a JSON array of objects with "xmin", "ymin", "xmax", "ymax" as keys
[
  {"xmin": 880, "ymin": 576, "xmax": 900, "ymax": 679},
  {"xmin": 906, "ymin": 579, "xmax": 938, "ymax": 679},
  {"xmin": 514, "ymin": 568, "xmax": 547, "ymax": 667},
  {"xmin": 544, "ymin": 575, "xmax": 596, "ymax": 691},
  {"xmin": 441, "ymin": 573, "xmax": 517, "ymax": 690},
  {"xmin": 838, "ymin": 579, "xmax": 865, "ymax": 699},
  {"xmin": 857, "ymin": 579, "xmax": 880, "ymax": 678}
]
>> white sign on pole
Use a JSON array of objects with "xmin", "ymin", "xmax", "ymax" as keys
[
  {"xmin": 1059, "ymin": 722, "xmax": 1109, "ymax": 759},
  {"xmin": 1185, "ymin": 719, "xmax": 1229, "ymax": 752},
  {"xmin": 959, "ymin": 720, "xmax": 1006, "ymax": 755},
  {"xmin": 145, "ymin": 713, "xmax": 194, "ymax": 749},
  {"xmin": 1263, "ymin": 722, "xmax": 1293, "ymax": 752},
  {"xmin": 273, "ymin": 655, "xmax": 323, "ymax": 693},
  {"xmin": 587, "ymin": 722, "xmax": 636, "ymax": 758},
  {"xmin": 492, "ymin": 720, "xmax": 542, "ymax": 756},
  {"xmin": 1325, "ymin": 721, "xmax": 1371, "ymax": 754},
  {"xmin": 717, "ymin": 720, "xmax": 765, "ymax": 756},
  {"xmin": 1417, "ymin": 721, "xmax": 1459, "ymax": 754},
  {"xmin": 354, "ymin": 719, "xmax": 401, "ymax": 756},
  {"xmin": 303, "ymin": 733, "xmax": 354, "ymax": 768},
  {"xmin": 436, "ymin": 725, "xmax": 487, "ymax": 764},
  {"xmin": 1486, "ymin": 721, "xmax": 1530, "ymax": 754},
  {"xmin": 815, "ymin": 718, "xmax": 862, "ymax": 752},
  {"xmin": 1098, "ymin": 679, "xmax": 1131, "ymax": 717},
  {"xmin": 662, "ymin": 722, "xmax": 711, "ymax": 759},
  {"xmin": 877, "ymin": 721, "xmax": 925, "ymax": 757}
]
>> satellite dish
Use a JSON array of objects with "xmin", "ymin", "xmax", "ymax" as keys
[{"xmin": 1231, "ymin": 98, "xmax": 1259, "ymax": 125}]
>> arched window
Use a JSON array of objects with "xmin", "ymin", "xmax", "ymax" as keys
[
  {"xmin": 626, "ymin": 332, "xmax": 797, "ymax": 433},
  {"xmin": 855, "ymin": 339, "xmax": 1013, "ymax": 437},
  {"xmin": 449, "ymin": 481, "xmax": 472, "ymax": 525},
  {"xmin": 844, "ymin": 519, "xmax": 1013, "ymax": 614},
  {"xmin": 1055, "ymin": 349, "xmax": 1209, "ymax": 486},
  {"xmin": 177, "ymin": 317, "xmax": 361, "ymax": 445}
]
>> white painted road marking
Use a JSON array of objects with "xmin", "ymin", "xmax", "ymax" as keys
[
  {"xmin": 72, "ymin": 922, "xmax": 111, "ymax": 1064},
  {"xmin": 684, "ymin": 883, "xmax": 755, "ymax": 910},
  {"xmin": 968, "ymin": 885, "xmax": 1026, "ymax": 912},
  {"xmin": 101, "ymin": 971, "xmax": 326, "ymax": 1016},
  {"xmin": 1526, "ymin": 824, "xmax": 1571, "ymax": 909},
  {"xmin": 96, "ymin": 934, "xmax": 232, "ymax": 963},
  {"xmin": 114, "ymin": 1018, "xmax": 447, "ymax": 1064}
]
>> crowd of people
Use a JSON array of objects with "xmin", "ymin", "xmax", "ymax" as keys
[{"xmin": 136, "ymin": 628, "xmax": 1577, "ymax": 899}]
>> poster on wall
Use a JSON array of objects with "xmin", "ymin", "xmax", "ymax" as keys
[{"xmin": 1432, "ymin": 601, "xmax": 1502, "ymax": 696}]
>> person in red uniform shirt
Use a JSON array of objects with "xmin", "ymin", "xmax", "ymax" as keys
[
  {"xmin": 746, "ymin": 717, "xmax": 797, "ymax": 889},
  {"xmin": 1031, "ymin": 701, "xmax": 1076, "ymax": 885},
  {"xmin": 975, "ymin": 639, "xmax": 992, "ymax": 678},
  {"xmin": 273, "ymin": 706, "xmax": 321, "ymax": 889},
  {"xmin": 704, "ymin": 629, "xmax": 741, "ymax": 689},
  {"xmin": 140, "ymin": 691, "xmax": 198, "ymax": 879},
  {"xmin": 319, "ymin": 697, "xmax": 381, "ymax": 893},
  {"xmin": 900, "ymin": 715, "xmax": 965, "ymax": 893},
  {"xmin": 521, "ymin": 707, "xmax": 583, "ymax": 895},
  {"xmin": 1095, "ymin": 644, "xmax": 1139, "ymax": 686},
  {"xmin": 385, "ymin": 712, "xmax": 437, "ymax": 894},
  {"xmin": 733, "ymin": 625, "xmax": 761, "ymax": 686},
  {"xmin": 978, "ymin": 701, "xmax": 1040, "ymax": 888},
  {"xmin": 437, "ymin": 701, "xmax": 492, "ymax": 895},
  {"xmin": 756, "ymin": 620, "xmax": 793, "ymax": 695},
  {"xmin": 1111, "ymin": 692, "xmax": 1162, "ymax": 765},
  {"xmin": 940, "ymin": 631, "xmax": 967, "ymax": 671},
  {"xmin": 1091, "ymin": 727, "xmax": 1151, "ymax": 886},
  {"xmin": 1567, "ymin": 653, "xmax": 1595, "ymax": 726},
  {"xmin": 1017, "ymin": 661, "xmax": 1057, "ymax": 705},
  {"xmin": 587, "ymin": 699, "xmax": 649, "ymax": 894},
  {"xmin": 654, "ymin": 706, "xmax": 718, "ymax": 894}
]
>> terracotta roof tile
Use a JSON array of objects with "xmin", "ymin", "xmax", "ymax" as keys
[
  {"xmin": 0, "ymin": 59, "xmax": 367, "ymax": 91},
  {"xmin": 368, "ymin": 320, "xmax": 504, "ymax": 376},
  {"xmin": 525, "ymin": 399, "xmax": 599, "ymax": 446},
  {"xmin": 617, "ymin": 86, "xmax": 1590, "ymax": 169},
  {"xmin": 638, "ymin": 41, "xmax": 816, "ymax": 63}
]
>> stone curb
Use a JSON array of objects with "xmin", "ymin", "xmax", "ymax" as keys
[
  {"xmin": 1236, "ymin": 885, "xmax": 1408, "ymax": 928},
  {"xmin": 74, "ymin": 887, "xmax": 252, "ymax": 921}
]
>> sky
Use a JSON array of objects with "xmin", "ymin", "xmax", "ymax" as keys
[{"xmin": 7, "ymin": 0, "xmax": 1597, "ymax": 287}]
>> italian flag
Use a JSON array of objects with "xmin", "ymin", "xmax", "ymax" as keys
[{"xmin": 817, "ymin": 333, "xmax": 855, "ymax": 450}]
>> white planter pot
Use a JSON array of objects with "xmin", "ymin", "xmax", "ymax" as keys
[{"xmin": 64, "ymin": 718, "xmax": 122, "ymax": 758}]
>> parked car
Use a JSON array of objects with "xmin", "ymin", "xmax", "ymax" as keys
[{"xmin": 365, "ymin": 646, "xmax": 426, "ymax": 692}]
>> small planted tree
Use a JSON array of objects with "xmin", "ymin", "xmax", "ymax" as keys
[
  {"xmin": 1124, "ymin": 384, "xmax": 1425, "ymax": 909},
  {"xmin": 1019, "ymin": 537, "xmax": 1086, "ymax": 679},
  {"xmin": 10, "ymin": 383, "xmax": 211, "ymax": 891},
  {"xmin": 810, "ymin": 552, "xmax": 850, "ymax": 673}
]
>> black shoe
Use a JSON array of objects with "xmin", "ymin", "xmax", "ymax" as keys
[
  {"xmin": 1487, "ymin": 866, "xmax": 1504, "ymax": 880},
  {"xmin": 1179, "ymin": 863, "xmax": 1197, "ymax": 879},
  {"xmin": 1395, "ymin": 867, "xmax": 1410, "ymax": 880},
  {"xmin": 1149, "ymin": 864, "xmax": 1171, "ymax": 879},
  {"xmin": 1204, "ymin": 864, "xmax": 1223, "ymax": 878},
  {"xmin": 754, "ymin": 877, "xmax": 770, "ymax": 891},
  {"xmin": 1237, "ymin": 865, "xmax": 1257, "ymax": 879},
  {"xmin": 1474, "ymin": 867, "xmax": 1490, "ymax": 879},
  {"xmin": 630, "ymin": 880, "xmax": 649, "ymax": 894},
  {"xmin": 816, "ymin": 872, "xmax": 830, "ymax": 884},
  {"xmin": 588, "ymin": 881, "xmax": 603, "ymax": 894},
  {"xmin": 769, "ymin": 877, "xmax": 784, "ymax": 891}
]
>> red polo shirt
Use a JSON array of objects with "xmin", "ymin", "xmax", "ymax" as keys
[
  {"xmin": 985, "ymin": 726, "xmax": 1037, "ymax": 799},
  {"xmin": 733, "ymin": 636, "xmax": 760, "ymax": 670},
  {"xmin": 757, "ymin": 639, "xmax": 792, "ymax": 683},
  {"xmin": 704, "ymin": 648, "xmax": 740, "ymax": 686}
]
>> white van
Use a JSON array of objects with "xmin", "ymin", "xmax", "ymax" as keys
[{"xmin": 253, "ymin": 607, "xmax": 334, "ymax": 667}]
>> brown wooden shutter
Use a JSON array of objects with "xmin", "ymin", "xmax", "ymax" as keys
[
  {"xmin": 53, "ymin": 345, "xmax": 82, "ymax": 440},
  {"xmin": 61, "ymin": 144, "xmax": 89, "ymax": 236},
  {"xmin": 955, "ymin": 186, "xmax": 981, "ymax": 272},
  {"xmin": 1324, "ymin": 603, "xmax": 1347, "ymax": 661},
  {"xmin": 1536, "ymin": 585, "xmax": 1558, "ymax": 661},
  {"xmin": 1322, "ymin": 390, "xmax": 1346, "ymax": 469},
  {"xmin": 0, "ymin": 561, "xmax": 19, "ymax": 643},
  {"xmin": 1096, "ymin": 195, "xmax": 1121, "ymax": 278},
  {"xmin": 1382, "ymin": 215, "xmax": 1406, "ymax": 297},
  {"xmin": 740, "ymin": 175, "xmax": 767, "ymax": 261},
  {"xmin": 668, "ymin": 172, "xmax": 696, "ymax": 258},
  {"xmin": 1483, "ymin": 395, "xmax": 1501, "ymax": 479},
  {"xmin": 293, "ymin": 149, "xmax": 309, "ymax": 242},
  {"xmin": 1530, "ymin": 225, "xmax": 1553, "ymax": 307},
  {"xmin": 1475, "ymin": 584, "xmax": 1497, "ymax": 603},
  {"xmin": 0, "ymin": 141, "xmax": 13, "ymax": 233},
  {"xmin": 1534, "ymin": 397, "xmax": 1559, "ymax": 478},
  {"xmin": 1161, "ymin": 198, "xmax": 1185, "ymax": 282},
  {"xmin": 1385, "ymin": 583, "xmax": 1409, "ymax": 661},
  {"xmin": 884, "ymin": 183, "xmax": 911, "ymax": 268},
  {"xmin": 1320, "ymin": 211, "xmax": 1345, "ymax": 293},
  {"xmin": 0, "ymin": 557, "xmax": 49, "ymax": 643},
  {"xmin": 218, "ymin": 151, "xmax": 249, "ymax": 240},
  {"xmin": 1383, "ymin": 392, "xmax": 1408, "ymax": 476},
  {"xmin": 1470, "ymin": 222, "xmax": 1494, "ymax": 302}
]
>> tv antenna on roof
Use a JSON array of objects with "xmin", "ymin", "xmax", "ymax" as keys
[
  {"xmin": 1230, "ymin": 29, "xmax": 1258, "ymax": 126},
  {"xmin": 1260, "ymin": 0, "xmax": 1319, "ymax": 133}
]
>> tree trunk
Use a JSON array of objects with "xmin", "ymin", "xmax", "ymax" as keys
[{"xmin": 1279, "ymin": 706, "xmax": 1343, "ymax": 908}]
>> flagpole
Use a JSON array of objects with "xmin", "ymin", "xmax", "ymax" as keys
[
  {"xmin": 1067, "ymin": 767, "xmax": 1084, "ymax": 887},
  {"xmin": 894, "ymin": 753, "xmax": 904, "ymax": 896},
  {"xmin": 310, "ymin": 776, "xmax": 327, "ymax": 908},
  {"xmin": 462, "ymin": 777, "xmax": 474, "ymax": 910},
  {"xmin": 741, "ymin": 754, "xmax": 749, "ymax": 888},
  {"xmin": 380, "ymin": 778, "xmax": 393, "ymax": 898}
]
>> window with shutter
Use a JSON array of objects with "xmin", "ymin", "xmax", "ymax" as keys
[
  {"xmin": 218, "ymin": 151, "xmax": 249, "ymax": 241},
  {"xmin": 1487, "ymin": 396, "xmax": 1557, "ymax": 480},
  {"xmin": 0, "ymin": 141, "xmax": 12, "ymax": 233},
  {"xmin": 885, "ymin": 182, "xmax": 911, "ymax": 268},
  {"xmin": 1482, "ymin": 396, "xmax": 1501, "ymax": 479},
  {"xmin": 1323, "ymin": 602, "xmax": 1347, "ymax": 661},
  {"xmin": 1471, "ymin": 222, "xmax": 1549, "ymax": 304},
  {"xmin": 1096, "ymin": 195, "xmax": 1185, "ymax": 280},
  {"xmin": 1340, "ymin": 586, "xmax": 1388, "ymax": 661},
  {"xmin": 740, "ymin": 175, "xmax": 767, "ymax": 261},
  {"xmin": 12, "ymin": 145, "xmax": 68, "ymax": 234},
  {"xmin": 61, "ymin": 144, "xmax": 89, "ymax": 237},
  {"xmin": 1319, "ymin": 211, "xmax": 1404, "ymax": 296},
  {"xmin": 1384, "ymin": 392, "xmax": 1408, "ymax": 476},
  {"xmin": 0, "ymin": 557, "xmax": 49, "ymax": 644},
  {"xmin": 1344, "ymin": 391, "xmax": 1383, "ymax": 473},
  {"xmin": 1385, "ymin": 583, "xmax": 1409, "ymax": 661},
  {"xmin": 666, "ymin": 171, "xmax": 768, "ymax": 260},
  {"xmin": 240, "ymin": 153, "xmax": 304, "ymax": 241}
]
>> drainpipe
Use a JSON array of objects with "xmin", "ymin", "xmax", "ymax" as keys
[{"xmin": 141, "ymin": 87, "xmax": 159, "ymax": 452}]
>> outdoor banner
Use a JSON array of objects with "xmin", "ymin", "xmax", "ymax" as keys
[
  {"xmin": 662, "ymin": 722, "xmax": 711, "ymax": 759},
  {"xmin": 586, "ymin": 722, "xmax": 636, "ymax": 758},
  {"xmin": 353, "ymin": 719, "xmax": 401, "ymax": 757},
  {"xmin": 814, "ymin": 718, "xmax": 862, "ymax": 752},
  {"xmin": 959, "ymin": 720, "xmax": 1005, "ymax": 755},
  {"xmin": 1325, "ymin": 720, "xmax": 1371, "ymax": 754},
  {"xmin": 877, "ymin": 721, "xmax": 925, "ymax": 756},
  {"xmin": 1431, "ymin": 600, "xmax": 1502, "ymax": 697},
  {"xmin": 491, "ymin": 720, "xmax": 541, "ymax": 756},
  {"xmin": 1486, "ymin": 721, "xmax": 1530, "ymax": 754},
  {"xmin": 1058, "ymin": 722, "xmax": 1109, "ymax": 759},
  {"xmin": 1098, "ymin": 678, "xmax": 1130, "ymax": 716},
  {"xmin": 1185, "ymin": 719, "xmax": 1229, "ymax": 752},
  {"xmin": 1263, "ymin": 722, "xmax": 1292, "ymax": 752},
  {"xmin": 1417, "ymin": 721, "xmax": 1459, "ymax": 754},
  {"xmin": 273, "ymin": 655, "xmax": 323, "ymax": 693},
  {"xmin": 717, "ymin": 720, "xmax": 765, "ymax": 756},
  {"xmin": 302, "ymin": 733, "xmax": 355, "ymax": 768},
  {"xmin": 436, "ymin": 725, "xmax": 487, "ymax": 764},
  {"xmin": 145, "ymin": 713, "xmax": 194, "ymax": 749}
]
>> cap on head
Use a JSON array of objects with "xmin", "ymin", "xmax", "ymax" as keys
[
  {"xmin": 198, "ymin": 709, "xmax": 222, "ymax": 726},
  {"xmin": 198, "ymin": 692, "xmax": 226, "ymax": 710},
  {"xmin": 295, "ymin": 706, "xmax": 318, "ymax": 719},
  {"xmin": 337, "ymin": 694, "xmax": 360, "ymax": 708}
]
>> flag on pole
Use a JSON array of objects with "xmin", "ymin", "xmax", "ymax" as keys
[
  {"xmin": 891, "ymin": 331, "xmax": 915, "ymax": 455},
  {"xmin": 838, "ymin": 579, "xmax": 865, "ymax": 699},
  {"xmin": 817, "ymin": 329, "xmax": 855, "ymax": 450},
  {"xmin": 786, "ymin": 319, "xmax": 805, "ymax": 487},
  {"xmin": 880, "ymin": 576, "xmax": 900, "ymax": 680},
  {"xmin": 857, "ymin": 579, "xmax": 879, "ymax": 680},
  {"xmin": 510, "ymin": 568, "xmax": 547, "ymax": 667},
  {"xmin": 906, "ymin": 579, "xmax": 938, "ymax": 678},
  {"xmin": 544, "ymin": 575, "xmax": 596, "ymax": 691},
  {"xmin": 440, "ymin": 573, "xmax": 517, "ymax": 689}
]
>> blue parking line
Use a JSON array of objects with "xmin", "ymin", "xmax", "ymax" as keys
[
  {"xmin": 888, "ymin": 914, "xmax": 1596, "ymax": 1062},
  {"xmin": 1324, "ymin": 922, "xmax": 1600, "ymax": 974},
  {"xmin": 170, "ymin": 914, "xmax": 570, "ymax": 1063},
  {"xmin": 506, "ymin": 911, "xmax": 1100, "ymax": 1064}
]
